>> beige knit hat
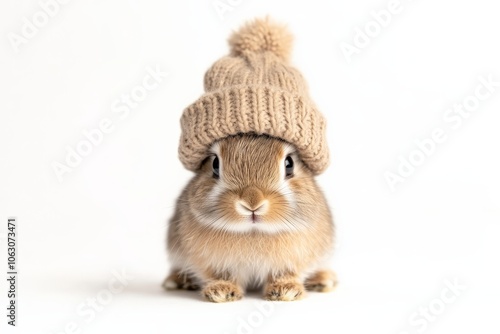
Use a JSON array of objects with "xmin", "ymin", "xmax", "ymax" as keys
[{"xmin": 179, "ymin": 17, "xmax": 329, "ymax": 174}]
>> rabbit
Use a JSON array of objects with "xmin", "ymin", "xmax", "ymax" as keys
[{"xmin": 163, "ymin": 134, "xmax": 336, "ymax": 302}]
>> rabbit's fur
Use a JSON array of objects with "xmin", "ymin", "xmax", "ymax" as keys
[{"xmin": 164, "ymin": 134, "xmax": 336, "ymax": 302}]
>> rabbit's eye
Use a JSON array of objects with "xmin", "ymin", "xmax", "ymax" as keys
[
  {"xmin": 212, "ymin": 156, "xmax": 220, "ymax": 179},
  {"xmin": 285, "ymin": 156, "xmax": 294, "ymax": 178}
]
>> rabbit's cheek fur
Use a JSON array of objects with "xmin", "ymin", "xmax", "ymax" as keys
[{"xmin": 194, "ymin": 186, "xmax": 306, "ymax": 234}]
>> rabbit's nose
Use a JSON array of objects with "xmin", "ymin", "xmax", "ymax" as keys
[
  {"xmin": 237, "ymin": 186, "xmax": 267, "ymax": 214},
  {"xmin": 237, "ymin": 201, "xmax": 267, "ymax": 213},
  {"xmin": 236, "ymin": 200, "xmax": 269, "ymax": 216}
]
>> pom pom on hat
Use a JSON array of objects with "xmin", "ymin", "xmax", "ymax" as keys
[{"xmin": 228, "ymin": 17, "xmax": 293, "ymax": 62}]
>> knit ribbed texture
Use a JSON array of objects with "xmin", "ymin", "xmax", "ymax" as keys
[{"xmin": 179, "ymin": 17, "xmax": 329, "ymax": 174}]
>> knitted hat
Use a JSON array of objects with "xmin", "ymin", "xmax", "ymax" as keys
[{"xmin": 179, "ymin": 17, "xmax": 329, "ymax": 174}]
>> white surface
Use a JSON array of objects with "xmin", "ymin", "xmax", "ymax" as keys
[{"xmin": 1, "ymin": 0, "xmax": 499, "ymax": 333}]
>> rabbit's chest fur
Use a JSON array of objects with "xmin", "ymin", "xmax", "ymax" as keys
[{"xmin": 177, "ymin": 218, "xmax": 332, "ymax": 286}]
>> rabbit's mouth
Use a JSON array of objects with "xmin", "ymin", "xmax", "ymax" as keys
[
  {"xmin": 236, "ymin": 199, "xmax": 269, "ymax": 224},
  {"xmin": 251, "ymin": 213, "xmax": 262, "ymax": 224}
]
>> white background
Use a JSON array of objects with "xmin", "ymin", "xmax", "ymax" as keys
[{"xmin": 1, "ymin": 0, "xmax": 499, "ymax": 333}]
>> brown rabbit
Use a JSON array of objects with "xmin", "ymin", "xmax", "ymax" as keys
[{"xmin": 164, "ymin": 18, "xmax": 336, "ymax": 302}]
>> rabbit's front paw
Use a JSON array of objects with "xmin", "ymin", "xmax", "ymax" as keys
[
  {"xmin": 264, "ymin": 281, "xmax": 305, "ymax": 301},
  {"xmin": 202, "ymin": 280, "xmax": 243, "ymax": 303}
]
